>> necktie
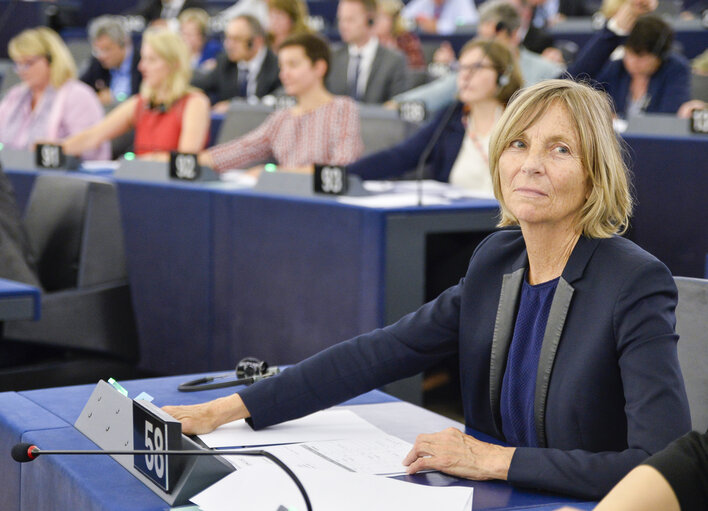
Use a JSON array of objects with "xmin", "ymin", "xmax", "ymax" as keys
[
  {"xmin": 238, "ymin": 68, "xmax": 250, "ymax": 98},
  {"xmin": 349, "ymin": 54, "xmax": 361, "ymax": 101}
]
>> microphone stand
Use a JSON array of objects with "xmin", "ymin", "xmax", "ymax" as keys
[{"xmin": 415, "ymin": 102, "xmax": 460, "ymax": 207}]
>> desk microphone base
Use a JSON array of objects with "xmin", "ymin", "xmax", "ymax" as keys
[{"xmin": 74, "ymin": 380, "xmax": 233, "ymax": 505}]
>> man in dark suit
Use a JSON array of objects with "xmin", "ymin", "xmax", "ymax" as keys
[
  {"xmin": 327, "ymin": 0, "xmax": 410, "ymax": 103},
  {"xmin": 80, "ymin": 16, "xmax": 142, "ymax": 106},
  {"xmin": 192, "ymin": 15, "xmax": 281, "ymax": 113}
]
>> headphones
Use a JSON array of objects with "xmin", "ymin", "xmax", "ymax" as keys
[
  {"xmin": 497, "ymin": 64, "xmax": 512, "ymax": 87},
  {"xmin": 367, "ymin": 15, "xmax": 375, "ymax": 27},
  {"xmin": 178, "ymin": 357, "xmax": 280, "ymax": 392},
  {"xmin": 650, "ymin": 25, "xmax": 671, "ymax": 59},
  {"xmin": 246, "ymin": 36, "xmax": 254, "ymax": 50}
]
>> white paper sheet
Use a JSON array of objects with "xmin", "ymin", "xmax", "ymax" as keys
[
  {"xmin": 191, "ymin": 464, "xmax": 474, "ymax": 511},
  {"xmin": 220, "ymin": 434, "xmax": 414, "ymax": 476},
  {"xmin": 198, "ymin": 409, "xmax": 388, "ymax": 448}
]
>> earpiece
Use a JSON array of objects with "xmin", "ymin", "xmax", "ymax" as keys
[
  {"xmin": 177, "ymin": 357, "xmax": 280, "ymax": 392},
  {"xmin": 498, "ymin": 64, "xmax": 512, "ymax": 87},
  {"xmin": 651, "ymin": 25, "xmax": 671, "ymax": 59},
  {"xmin": 495, "ymin": 20, "xmax": 510, "ymax": 34},
  {"xmin": 246, "ymin": 36, "xmax": 254, "ymax": 50},
  {"xmin": 367, "ymin": 15, "xmax": 375, "ymax": 27}
]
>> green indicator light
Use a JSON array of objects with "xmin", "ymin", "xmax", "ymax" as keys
[
  {"xmin": 116, "ymin": 92, "xmax": 128, "ymax": 102},
  {"xmin": 264, "ymin": 163, "xmax": 277, "ymax": 173},
  {"xmin": 124, "ymin": 152, "xmax": 136, "ymax": 161},
  {"xmin": 0, "ymin": 142, "xmax": 4, "ymax": 151},
  {"xmin": 107, "ymin": 378, "xmax": 128, "ymax": 397}
]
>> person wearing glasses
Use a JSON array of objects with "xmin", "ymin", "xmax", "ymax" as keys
[
  {"xmin": 348, "ymin": 39, "xmax": 522, "ymax": 195},
  {"xmin": 0, "ymin": 27, "xmax": 110, "ymax": 160},
  {"xmin": 80, "ymin": 15, "xmax": 142, "ymax": 106}
]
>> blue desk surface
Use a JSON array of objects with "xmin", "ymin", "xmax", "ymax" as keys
[
  {"xmin": 0, "ymin": 278, "xmax": 41, "ymax": 321},
  {"xmin": 0, "ymin": 374, "xmax": 593, "ymax": 511}
]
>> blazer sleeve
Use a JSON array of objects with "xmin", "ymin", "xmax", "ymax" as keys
[
  {"xmin": 567, "ymin": 27, "xmax": 623, "ymax": 81},
  {"xmin": 387, "ymin": 51, "xmax": 411, "ymax": 99},
  {"xmin": 240, "ymin": 277, "xmax": 463, "ymax": 429},
  {"xmin": 508, "ymin": 258, "xmax": 692, "ymax": 499},
  {"xmin": 348, "ymin": 105, "xmax": 456, "ymax": 180}
]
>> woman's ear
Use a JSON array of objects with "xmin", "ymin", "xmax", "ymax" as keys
[{"xmin": 314, "ymin": 59, "xmax": 328, "ymax": 79}]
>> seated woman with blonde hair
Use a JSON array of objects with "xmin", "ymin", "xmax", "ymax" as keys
[
  {"xmin": 200, "ymin": 33, "xmax": 363, "ymax": 174},
  {"xmin": 63, "ymin": 27, "xmax": 210, "ymax": 159},
  {"xmin": 0, "ymin": 27, "xmax": 109, "ymax": 160}
]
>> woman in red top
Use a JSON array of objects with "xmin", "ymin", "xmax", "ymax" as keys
[{"xmin": 63, "ymin": 27, "xmax": 210, "ymax": 159}]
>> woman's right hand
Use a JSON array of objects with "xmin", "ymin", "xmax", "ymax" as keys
[{"xmin": 163, "ymin": 393, "xmax": 250, "ymax": 435}]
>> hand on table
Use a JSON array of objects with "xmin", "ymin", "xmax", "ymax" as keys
[
  {"xmin": 163, "ymin": 393, "xmax": 249, "ymax": 435},
  {"xmin": 402, "ymin": 427, "xmax": 515, "ymax": 480}
]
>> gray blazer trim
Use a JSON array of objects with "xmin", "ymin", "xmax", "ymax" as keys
[
  {"xmin": 534, "ymin": 277, "xmax": 575, "ymax": 448},
  {"xmin": 489, "ymin": 266, "xmax": 525, "ymax": 437}
]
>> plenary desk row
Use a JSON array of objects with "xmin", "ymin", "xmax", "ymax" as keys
[
  {"xmin": 0, "ymin": 373, "xmax": 594, "ymax": 511},
  {"xmin": 5, "ymin": 168, "xmax": 499, "ymax": 394}
]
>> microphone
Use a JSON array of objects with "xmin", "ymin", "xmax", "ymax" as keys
[
  {"xmin": 415, "ymin": 102, "xmax": 459, "ymax": 206},
  {"xmin": 12, "ymin": 443, "xmax": 312, "ymax": 510}
]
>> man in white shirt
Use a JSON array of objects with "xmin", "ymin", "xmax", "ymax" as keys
[
  {"xmin": 401, "ymin": 0, "xmax": 479, "ymax": 35},
  {"xmin": 327, "ymin": 0, "xmax": 410, "ymax": 104}
]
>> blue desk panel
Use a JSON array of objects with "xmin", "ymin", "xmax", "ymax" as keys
[
  {"xmin": 623, "ymin": 134, "xmax": 708, "ymax": 278},
  {"xmin": 0, "ymin": 278, "xmax": 41, "ymax": 321},
  {"xmin": 1, "ymin": 376, "xmax": 591, "ymax": 511}
]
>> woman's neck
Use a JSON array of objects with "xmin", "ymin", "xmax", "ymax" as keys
[
  {"xmin": 629, "ymin": 75, "xmax": 650, "ymax": 101},
  {"xmin": 467, "ymin": 99, "xmax": 502, "ymax": 136},
  {"xmin": 522, "ymin": 223, "xmax": 581, "ymax": 285},
  {"xmin": 294, "ymin": 84, "xmax": 332, "ymax": 114}
]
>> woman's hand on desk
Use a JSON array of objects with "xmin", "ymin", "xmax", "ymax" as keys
[
  {"xmin": 402, "ymin": 427, "xmax": 515, "ymax": 481},
  {"xmin": 162, "ymin": 393, "xmax": 251, "ymax": 435}
]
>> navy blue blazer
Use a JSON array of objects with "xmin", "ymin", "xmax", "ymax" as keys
[
  {"xmin": 567, "ymin": 27, "xmax": 691, "ymax": 116},
  {"xmin": 347, "ymin": 102, "xmax": 465, "ymax": 182},
  {"xmin": 240, "ymin": 230, "xmax": 691, "ymax": 499}
]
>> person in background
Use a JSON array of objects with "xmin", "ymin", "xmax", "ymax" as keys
[
  {"xmin": 392, "ymin": 0, "xmax": 563, "ymax": 113},
  {"xmin": 62, "ymin": 28, "xmax": 210, "ymax": 158},
  {"xmin": 349, "ymin": 39, "xmax": 522, "ymax": 194},
  {"xmin": 267, "ymin": 0, "xmax": 314, "ymax": 51},
  {"xmin": 213, "ymin": 0, "xmax": 269, "ymax": 30},
  {"xmin": 199, "ymin": 33, "xmax": 363, "ymax": 174},
  {"xmin": 128, "ymin": 0, "xmax": 206, "ymax": 26},
  {"xmin": 400, "ymin": 0, "xmax": 478, "ymax": 34},
  {"xmin": 165, "ymin": 79, "xmax": 691, "ymax": 499},
  {"xmin": 327, "ymin": 0, "xmax": 410, "ymax": 104},
  {"xmin": 677, "ymin": 49, "xmax": 708, "ymax": 119},
  {"xmin": 192, "ymin": 15, "xmax": 281, "ymax": 112},
  {"xmin": 0, "ymin": 27, "xmax": 109, "ymax": 160},
  {"xmin": 178, "ymin": 8, "xmax": 221, "ymax": 71},
  {"xmin": 567, "ymin": 0, "xmax": 691, "ymax": 117},
  {"xmin": 557, "ymin": 429, "xmax": 708, "ymax": 511},
  {"xmin": 81, "ymin": 15, "xmax": 142, "ymax": 106},
  {"xmin": 374, "ymin": 0, "xmax": 426, "ymax": 70}
]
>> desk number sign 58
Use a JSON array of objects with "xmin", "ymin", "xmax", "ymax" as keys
[{"xmin": 132, "ymin": 400, "xmax": 182, "ymax": 492}]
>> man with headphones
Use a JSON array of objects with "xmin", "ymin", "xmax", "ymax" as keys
[
  {"xmin": 567, "ymin": 0, "xmax": 691, "ymax": 117},
  {"xmin": 327, "ymin": 0, "xmax": 410, "ymax": 104},
  {"xmin": 192, "ymin": 14, "xmax": 281, "ymax": 113}
]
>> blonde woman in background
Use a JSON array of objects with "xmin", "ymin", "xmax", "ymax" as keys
[
  {"xmin": 267, "ymin": 0, "xmax": 313, "ymax": 51},
  {"xmin": 0, "ymin": 27, "xmax": 109, "ymax": 160},
  {"xmin": 63, "ymin": 27, "xmax": 210, "ymax": 158},
  {"xmin": 178, "ymin": 8, "xmax": 221, "ymax": 71}
]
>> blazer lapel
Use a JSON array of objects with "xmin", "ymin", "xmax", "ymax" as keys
[
  {"xmin": 490, "ymin": 265, "xmax": 525, "ymax": 438},
  {"xmin": 364, "ymin": 46, "xmax": 384, "ymax": 103},
  {"xmin": 533, "ymin": 277, "xmax": 574, "ymax": 448}
]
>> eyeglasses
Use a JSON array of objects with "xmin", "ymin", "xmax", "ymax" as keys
[
  {"xmin": 458, "ymin": 62, "xmax": 496, "ymax": 75},
  {"xmin": 13, "ymin": 55, "xmax": 46, "ymax": 72}
]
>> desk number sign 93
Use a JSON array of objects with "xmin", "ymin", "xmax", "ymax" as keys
[{"xmin": 132, "ymin": 400, "xmax": 182, "ymax": 492}]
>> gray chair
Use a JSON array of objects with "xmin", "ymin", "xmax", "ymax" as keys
[
  {"xmin": 358, "ymin": 104, "xmax": 421, "ymax": 156},
  {"xmin": 674, "ymin": 276, "xmax": 708, "ymax": 432},
  {"xmin": 215, "ymin": 100, "xmax": 275, "ymax": 145},
  {"xmin": 690, "ymin": 73, "xmax": 708, "ymax": 103},
  {"xmin": 0, "ymin": 174, "xmax": 141, "ymax": 390}
]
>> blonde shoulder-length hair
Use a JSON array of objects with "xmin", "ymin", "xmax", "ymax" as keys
[
  {"xmin": 8, "ymin": 27, "xmax": 77, "ymax": 89},
  {"xmin": 139, "ymin": 27, "xmax": 195, "ymax": 106},
  {"xmin": 489, "ymin": 79, "xmax": 633, "ymax": 238}
]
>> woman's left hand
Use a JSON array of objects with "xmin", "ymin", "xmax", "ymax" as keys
[{"xmin": 402, "ymin": 427, "xmax": 516, "ymax": 480}]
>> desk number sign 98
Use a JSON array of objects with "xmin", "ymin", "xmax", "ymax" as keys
[{"xmin": 132, "ymin": 400, "xmax": 182, "ymax": 492}]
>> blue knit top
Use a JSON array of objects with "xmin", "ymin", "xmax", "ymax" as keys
[{"xmin": 500, "ymin": 276, "xmax": 559, "ymax": 447}]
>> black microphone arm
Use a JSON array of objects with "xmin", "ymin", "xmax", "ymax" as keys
[
  {"xmin": 12, "ymin": 442, "xmax": 312, "ymax": 511},
  {"xmin": 415, "ymin": 102, "xmax": 460, "ymax": 207}
]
